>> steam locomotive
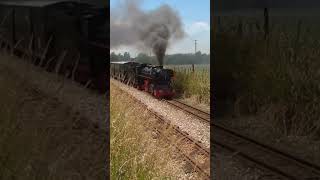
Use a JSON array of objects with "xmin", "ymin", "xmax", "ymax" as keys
[
  {"xmin": 0, "ymin": 0, "xmax": 108, "ymax": 93},
  {"xmin": 110, "ymin": 61, "xmax": 175, "ymax": 99}
]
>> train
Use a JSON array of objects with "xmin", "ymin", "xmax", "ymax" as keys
[
  {"xmin": 0, "ymin": 0, "xmax": 108, "ymax": 93},
  {"xmin": 110, "ymin": 61, "xmax": 175, "ymax": 99}
]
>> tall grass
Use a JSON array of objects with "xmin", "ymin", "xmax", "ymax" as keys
[
  {"xmin": 215, "ymin": 15, "xmax": 320, "ymax": 137},
  {"xmin": 166, "ymin": 65, "xmax": 210, "ymax": 105},
  {"xmin": 0, "ymin": 64, "xmax": 107, "ymax": 179},
  {"xmin": 110, "ymin": 82, "xmax": 182, "ymax": 179}
]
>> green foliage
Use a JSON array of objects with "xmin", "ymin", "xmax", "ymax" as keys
[
  {"xmin": 123, "ymin": 52, "xmax": 131, "ymax": 61},
  {"xmin": 167, "ymin": 65, "xmax": 210, "ymax": 105},
  {"xmin": 136, "ymin": 53, "xmax": 158, "ymax": 64}
]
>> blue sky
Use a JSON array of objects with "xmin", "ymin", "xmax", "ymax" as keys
[{"xmin": 110, "ymin": 0, "xmax": 210, "ymax": 56}]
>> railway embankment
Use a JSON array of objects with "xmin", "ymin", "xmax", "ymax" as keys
[
  {"xmin": 111, "ymin": 79, "xmax": 270, "ymax": 179},
  {"xmin": 111, "ymin": 79, "xmax": 210, "ymax": 149},
  {"xmin": 0, "ymin": 53, "xmax": 107, "ymax": 179}
]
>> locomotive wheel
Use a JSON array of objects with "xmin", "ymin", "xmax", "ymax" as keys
[
  {"xmin": 153, "ymin": 90, "xmax": 157, "ymax": 97},
  {"xmin": 149, "ymin": 84, "xmax": 154, "ymax": 94},
  {"xmin": 153, "ymin": 90, "xmax": 160, "ymax": 99}
]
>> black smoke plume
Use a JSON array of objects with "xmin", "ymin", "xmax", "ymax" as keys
[{"xmin": 111, "ymin": 0, "xmax": 184, "ymax": 65}]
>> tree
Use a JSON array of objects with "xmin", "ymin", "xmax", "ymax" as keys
[
  {"xmin": 110, "ymin": 52, "xmax": 118, "ymax": 62},
  {"xmin": 195, "ymin": 51, "xmax": 202, "ymax": 56},
  {"xmin": 117, "ymin": 53, "xmax": 124, "ymax": 61},
  {"xmin": 110, "ymin": 51, "xmax": 210, "ymax": 65},
  {"xmin": 136, "ymin": 53, "xmax": 152, "ymax": 64},
  {"xmin": 123, "ymin": 52, "xmax": 131, "ymax": 61}
]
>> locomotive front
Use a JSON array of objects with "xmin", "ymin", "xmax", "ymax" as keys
[{"xmin": 139, "ymin": 65, "xmax": 175, "ymax": 99}]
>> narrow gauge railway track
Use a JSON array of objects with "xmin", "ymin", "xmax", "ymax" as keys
[
  {"xmin": 149, "ymin": 111, "xmax": 210, "ymax": 180},
  {"xmin": 165, "ymin": 100, "xmax": 320, "ymax": 179},
  {"xmin": 112, "ymin": 81, "xmax": 210, "ymax": 179},
  {"xmin": 164, "ymin": 100, "xmax": 210, "ymax": 123}
]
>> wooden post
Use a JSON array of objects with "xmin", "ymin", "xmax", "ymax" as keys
[
  {"xmin": 264, "ymin": 8, "xmax": 269, "ymax": 40},
  {"xmin": 294, "ymin": 20, "xmax": 302, "ymax": 61},
  {"xmin": 29, "ymin": 8, "xmax": 35, "ymax": 53},
  {"xmin": 43, "ymin": 8, "xmax": 48, "ymax": 46},
  {"xmin": 264, "ymin": 8, "xmax": 270, "ymax": 55},
  {"xmin": 237, "ymin": 20, "xmax": 243, "ymax": 38},
  {"xmin": 217, "ymin": 16, "xmax": 221, "ymax": 31},
  {"xmin": 192, "ymin": 64, "xmax": 194, "ymax": 73},
  {"xmin": 12, "ymin": 8, "xmax": 16, "ymax": 44}
]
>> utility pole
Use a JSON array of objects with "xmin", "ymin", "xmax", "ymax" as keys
[{"xmin": 194, "ymin": 40, "xmax": 197, "ymax": 54}]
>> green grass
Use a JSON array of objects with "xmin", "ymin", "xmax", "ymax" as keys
[
  {"xmin": 110, "ymin": 83, "xmax": 179, "ymax": 179},
  {"xmin": 166, "ymin": 65, "xmax": 210, "ymax": 105}
]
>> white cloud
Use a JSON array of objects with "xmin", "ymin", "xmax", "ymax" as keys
[
  {"xmin": 185, "ymin": 21, "xmax": 210, "ymax": 35},
  {"xmin": 166, "ymin": 21, "xmax": 210, "ymax": 54}
]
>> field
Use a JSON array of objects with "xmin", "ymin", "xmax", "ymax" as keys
[
  {"xmin": 165, "ymin": 64, "xmax": 210, "ymax": 105},
  {"xmin": 214, "ymin": 13, "xmax": 320, "ymax": 163}
]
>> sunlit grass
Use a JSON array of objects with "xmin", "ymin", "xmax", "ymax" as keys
[
  {"xmin": 166, "ymin": 65, "xmax": 210, "ymax": 105},
  {"xmin": 110, "ymin": 83, "xmax": 180, "ymax": 179}
]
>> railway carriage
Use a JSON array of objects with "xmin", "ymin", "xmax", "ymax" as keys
[
  {"xmin": 110, "ymin": 61, "xmax": 139, "ymax": 82},
  {"xmin": 0, "ymin": 0, "xmax": 108, "ymax": 93}
]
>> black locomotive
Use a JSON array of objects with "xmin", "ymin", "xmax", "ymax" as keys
[
  {"xmin": 0, "ymin": 0, "xmax": 108, "ymax": 93},
  {"xmin": 110, "ymin": 61, "xmax": 175, "ymax": 98}
]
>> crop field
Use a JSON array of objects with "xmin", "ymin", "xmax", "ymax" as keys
[{"xmin": 165, "ymin": 64, "xmax": 210, "ymax": 105}]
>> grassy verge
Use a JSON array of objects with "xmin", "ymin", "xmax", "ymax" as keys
[
  {"xmin": 110, "ymin": 82, "xmax": 190, "ymax": 179},
  {"xmin": 169, "ymin": 65, "xmax": 210, "ymax": 105},
  {"xmin": 0, "ymin": 57, "xmax": 106, "ymax": 179}
]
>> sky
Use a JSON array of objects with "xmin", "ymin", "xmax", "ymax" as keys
[{"xmin": 110, "ymin": 0, "xmax": 210, "ymax": 57}]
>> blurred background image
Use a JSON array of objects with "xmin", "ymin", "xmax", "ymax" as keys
[{"xmin": 213, "ymin": 0, "xmax": 320, "ymax": 179}]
